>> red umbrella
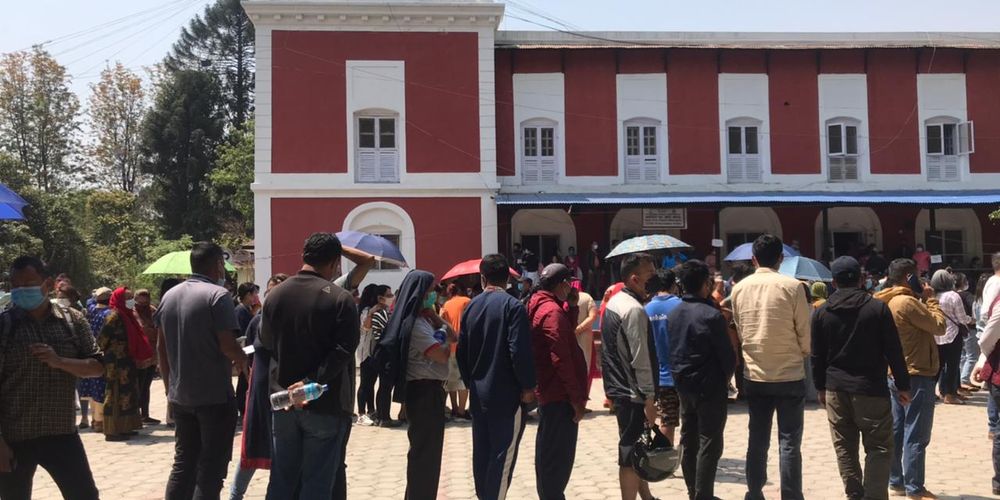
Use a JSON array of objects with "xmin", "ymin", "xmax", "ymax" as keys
[{"xmin": 440, "ymin": 258, "xmax": 521, "ymax": 282}]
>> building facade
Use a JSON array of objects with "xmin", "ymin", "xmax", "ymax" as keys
[{"xmin": 245, "ymin": 0, "xmax": 1000, "ymax": 290}]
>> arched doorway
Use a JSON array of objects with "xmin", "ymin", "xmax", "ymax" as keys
[
  {"xmin": 915, "ymin": 209, "xmax": 982, "ymax": 269},
  {"xmin": 511, "ymin": 209, "xmax": 577, "ymax": 266},
  {"xmin": 342, "ymin": 201, "xmax": 416, "ymax": 290},
  {"xmin": 719, "ymin": 207, "xmax": 782, "ymax": 256},
  {"xmin": 814, "ymin": 207, "xmax": 883, "ymax": 259}
]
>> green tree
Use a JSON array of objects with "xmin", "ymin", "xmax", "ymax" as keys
[
  {"xmin": 141, "ymin": 70, "xmax": 225, "ymax": 240},
  {"xmin": 209, "ymin": 119, "xmax": 253, "ymax": 247},
  {"xmin": 0, "ymin": 47, "xmax": 80, "ymax": 192},
  {"xmin": 164, "ymin": 0, "xmax": 254, "ymax": 130},
  {"xmin": 10, "ymin": 188, "xmax": 93, "ymax": 289},
  {"xmin": 86, "ymin": 63, "xmax": 148, "ymax": 193},
  {"xmin": 82, "ymin": 190, "xmax": 157, "ymax": 286}
]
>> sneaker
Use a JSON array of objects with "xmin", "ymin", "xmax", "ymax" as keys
[
  {"xmin": 905, "ymin": 490, "xmax": 938, "ymax": 500},
  {"xmin": 142, "ymin": 417, "xmax": 161, "ymax": 425},
  {"xmin": 377, "ymin": 419, "xmax": 403, "ymax": 428},
  {"xmin": 357, "ymin": 414, "xmax": 375, "ymax": 426},
  {"xmin": 889, "ymin": 486, "xmax": 906, "ymax": 497}
]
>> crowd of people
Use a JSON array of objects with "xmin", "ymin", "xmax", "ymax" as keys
[{"xmin": 1, "ymin": 231, "xmax": 1000, "ymax": 500}]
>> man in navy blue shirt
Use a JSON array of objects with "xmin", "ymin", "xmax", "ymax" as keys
[
  {"xmin": 645, "ymin": 267, "xmax": 683, "ymax": 443},
  {"xmin": 669, "ymin": 259, "xmax": 736, "ymax": 500},
  {"xmin": 458, "ymin": 254, "xmax": 537, "ymax": 500}
]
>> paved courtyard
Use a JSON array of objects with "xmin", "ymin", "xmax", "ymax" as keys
[{"xmin": 32, "ymin": 380, "xmax": 998, "ymax": 499}]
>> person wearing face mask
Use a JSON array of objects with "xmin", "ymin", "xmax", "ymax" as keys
[
  {"xmin": 356, "ymin": 284, "xmax": 393, "ymax": 426},
  {"xmin": 440, "ymin": 283, "xmax": 472, "ymax": 421},
  {"xmin": 584, "ymin": 242, "xmax": 605, "ymax": 299},
  {"xmin": 96, "ymin": 287, "xmax": 153, "ymax": 442},
  {"xmin": 0, "ymin": 256, "xmax": 104, "ymax": 499},
  {"xmin": 155, "ymin": 242, "xmax": 247, "ymax": 499},
  {"xmin": 132, "ymin": 289, "xmax": 160, "ymax": 425},
  {"xmin": 564, "ymin": 246, "xmax": 581, "ymax": 280},
  {"xmin": 80, "ymin": 287, "xmax": 114, "ymax": 433},
  {"xmin": 600, "ymin": 252, "xmax": 660, "ymax": 500}
]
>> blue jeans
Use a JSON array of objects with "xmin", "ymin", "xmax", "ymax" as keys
[
  {"xmin": 990, "ymin": 394, "xmax": 999, "ymax": 435},
  {"xmin": 744, "ymin": 380, "xmax": 805, "ymax": 500},
  {"xmin": 265, "ymin": 409, "xmax": 352, "ymax": 500},
  {"xmin": 889, "ymin": 375, "xmax": 936, "ymax": 495},
  {"xmin": 228, "ymin": 463, "xmax": 255, "ymax": 500},
  {"xmin": 961, "ymin": 333, "xmax": 981, "ymax": 385}
]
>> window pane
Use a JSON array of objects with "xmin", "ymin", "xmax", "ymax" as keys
[
  {"xmin": 926, "ymin": 125, "xmax": 942, "ymax": 154},
  {"xmin": 541, "ymin": 127, "xmax": 554, "ymax": 156},
  {"xmin": 359, "ymin": 118, "xmax": 375, "ymax": 148},
  {"xmin": 728, "ymin": 127, "xmax": 742, "ymax": 154},
  {"xmin": 828, "ymin": 124, "xmax": 843, "ymax": 154},
  {"xmin": 943, "ymin": 123, "xmax": 956, "ymax": 155},
  {"xmin": 643, "ymin": 126, "xmax": 656, "ymax": 155},
  {"xmin": 745, "ymin": 127, "xmax": 759, "ymax": 154},
  {"xmin": 626, "ymin": 126, "xmax": 639, "ymax": 156},
  {"xmin": 375, "ymin": 234, "xmax": 401, "ymax": 270},
  {"xmin": 523, "ymin": 128, "xmax": 537, "ymax": 156},
  {"xmin": 379, "ymin": 118, "xmax": 395, "ymax": 148},
  {"xmin": 845, "ymin": 126, "xmax": 858, "ymax": 155}
]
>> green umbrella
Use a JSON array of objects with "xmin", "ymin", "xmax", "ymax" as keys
[{"xmin": 142, "ymin": 250, "xmax": 237, "ymax": 275}]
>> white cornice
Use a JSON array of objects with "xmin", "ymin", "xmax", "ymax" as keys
[{"xmin": 242, "ymin": 0, "xmax": 504, "ymax": 29}]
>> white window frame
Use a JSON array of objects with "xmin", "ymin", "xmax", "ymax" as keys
[
  {"xmin": 826, "ymin": 117, "xmax": 861, "ymax": 182},
  {"xmin": 355, "ymin": 109, "xmax": 399, "ymax": 183},
  {"xmin": 521, "ymin": 118, "xmax": 558, "ymax": 185},
  {"xmin": 623, "ymin": 118, "xmax": 660, "ymax": 184},
  {"xmin": 725, "ymin": 117, "xmax": 763, "ymax": 184},
  {"xmin": 925, "ymin": 116, "xmax": 972, "ymax": 182}
]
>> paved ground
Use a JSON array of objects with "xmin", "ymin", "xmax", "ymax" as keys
[{"xmin": 32, "ymin": 380, "xmax": 999, "ymax": 499}]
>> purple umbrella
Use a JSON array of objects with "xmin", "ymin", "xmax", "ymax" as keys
[{"xmin": 336, "ymin": 231, "xmax": 408, "ymax": 268}]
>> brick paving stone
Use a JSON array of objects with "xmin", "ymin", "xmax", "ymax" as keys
[{"xmin": 29, "ymin": 380, "xmax": 998, "ymax": 499}]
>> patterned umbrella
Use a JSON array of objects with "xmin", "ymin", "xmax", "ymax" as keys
[
  {"xmin": 0, "ymin": 182, "xmax": 28, "ymax": 220},
  {"xmin": 723, "ymin": 242, "xmax": 800, "ymax": 262},
  {"xmin": 605, "ymin": 234, "xmax": 692, "ymax": 259},
  {"xmin": 779, "ymin": 256, "xmax": 833, "ymax": 282}
]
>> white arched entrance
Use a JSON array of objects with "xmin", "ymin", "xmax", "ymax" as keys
[
  {"xmin": 511, "ymin": 209, "xmax": 577, "ymax": 265},
  {"xmin": 915, "ymin": 208, "xmax": 982, "ymax": 268},
  {"xmin": 813, "ymin": 207, "xmax": 883, "ymax": 259},
  {"xmin": 719, "ymin": 207, "xmax": 782, "ymax": 256},
  {"xmin": 342, "ymin": 201, "xmax": 416, "ymax": 290}
]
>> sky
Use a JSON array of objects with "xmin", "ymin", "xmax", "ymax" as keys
[{"xmin": 1, "ymin": 0, "xmax": 999, "ymax": 102}]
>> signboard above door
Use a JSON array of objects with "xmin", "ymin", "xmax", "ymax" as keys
[{"xmin": 642, "ymin": 208, "xmax": 687, "ymax": 229}]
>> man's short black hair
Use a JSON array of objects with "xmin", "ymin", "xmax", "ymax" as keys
[
  {"xmin": 237, "ymin": 282, "xmax": 259, "ymax": 300},
  {"xmin": 678, "ymin": 260, "xmax": 711, "ymax": 296},
  {"xmin": 887, "ymin": 258, "xmax": 917, "ymax": 285},
  {"xmin": 191, "ymin": 242, "xmax": 225, "ymax": 276},
  {"xmin": 646, "ymin": 267, "xmax": 676, "ymax": 295},
  {"xmin": 302, "ymin": 233, "xmax": 343, "ymax": 267},
  {"xmin": 730, "ymin": 262, "xmax": 754, "ymax": 284},
  {"xmin": 10, "ymin": 256, "xmax": 49, "ymax": 278},
  {"xmin": 620, "ymin": 253, "xmax": 654, "ymax": 281},
  {"xmin": 752, "ymin": 234, "xmax": 784, "ymax": 268},
  {"xmin": 480, "ymin": 253, "xmax": 510, "ymax": 285}
]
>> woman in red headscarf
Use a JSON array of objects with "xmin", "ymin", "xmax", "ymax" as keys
[{"xmin": 96, "ymin": 287, "xmax": 154, "ymax": 441}]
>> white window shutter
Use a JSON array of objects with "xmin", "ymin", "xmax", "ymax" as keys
[
  {"xmin": 927, "ymin": 155, "xmax": 944, "ymax": 181},
  {"xmin": 942, "ymin": 155, "xmax": 959, "ymax": 180},
  {"xmin": 539, "ymin": 156, "xmax": 557, "ymax": 183},
  {"xmin": 378, "ymin": 150, "xmax": 398, "ymax": 182},
  {"xmin": 959, "ymin": 121, "xmax": 974, "ymax": 155},
  {"xmin": 844, "ymin": 156, "xmax": 858, "ymax": 180},
  {"xmin": 727, "ymin": 154, "xmax": 745, "ymax": 183},
  {"xmin": 523, "ymin": 157, "xmax": 540, "ymax": 184},
  {"xmin": 745, "ymin": 155, "xmax": 762, "ymax": 183},
  {"xmin": 829, "ymin": 157, "xmax": 845, "ymax": 181},
  {"xmin": 625, "ymin": 156, "xmax": 641, "ymax": 183},
  {"xmin": 358, "ymin": 150, "xmax": 378, "ymax": 182},
  {"xmin": 642, "ymin": 157, "xmax": 658, "ymax": 182}
]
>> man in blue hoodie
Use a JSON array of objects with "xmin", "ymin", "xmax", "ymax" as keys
[
  {"xmin": 645, "ymin": 267, "xmax": 683, "ymax": 442},
  {"xmin": 458, "ymin": 254, "xmax": 537, "ymax": 500}
]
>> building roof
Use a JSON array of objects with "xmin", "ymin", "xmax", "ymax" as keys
[
  {"xmin": 496, "ymin": 190, "xmax": 1000, "ymax": 208},
  {"xmin": 496, "ymin": 31, "xmax": 1000, "ymax": 50}
]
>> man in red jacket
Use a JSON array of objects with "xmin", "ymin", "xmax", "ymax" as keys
[{"xmin": 527, "ymin": 263, "xmax": 589, "ymax": 500}]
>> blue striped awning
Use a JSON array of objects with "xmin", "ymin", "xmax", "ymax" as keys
[{"xmin": 496, "ymin": 190, "xmax": 1000, "ymax": 207}]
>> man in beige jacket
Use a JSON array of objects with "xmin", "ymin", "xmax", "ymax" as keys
[{"xmin": 731, "ymin": 234, "xmax": 812, "ymax": 500}]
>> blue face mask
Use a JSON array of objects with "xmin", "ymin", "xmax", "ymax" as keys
[{"xmin": 12, "ymin": 286, "xmax": 46, "ymax": 310}]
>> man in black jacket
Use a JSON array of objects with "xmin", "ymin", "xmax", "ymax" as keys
[
  {"xmin": 668, "ymin": 259, "xmax": 736, "ymax": 500},
  {"xmin": 812, "ymin": 256, "xmax": 912, "ymax": 500}
]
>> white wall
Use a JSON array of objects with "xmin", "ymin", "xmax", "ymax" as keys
[
  {"xmin": 512, "ymin": 73, "xmax": 565, "ymax": 184},
  {"xmin": 719, "ymin": 207, "xmax": 782, "ymax": 254},
  {"xmin": 345, "ymin": 60, "xmax": 406, "ymax": 181},
  {"xmin": 818, "ymin": 74, "xmax": 871, "ymax": 181},
  {"xmin": 718, "ymin": 74, "xmax": 771, "ymax": 181},
  {"xmin": 917, "ymin": 74, "xmax": 969, "ymax": 180},
  {"xmin": 812, "ymin": 207, "xmax": 883, "ymax": 257},
  {"xmin": 915, "ymin": 208, "xmax": 982, "ymax": 264},
  {"xmin": 616, "ymin": 73, "xmax": 668, "ymax": 181}
]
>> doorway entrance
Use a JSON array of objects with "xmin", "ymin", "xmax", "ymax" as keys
[
  {"xmin": 832, "ymin": 231, "xmax": 864, "ymax": 258},
  {"xmin": 521, "ymin": 234, "xmax": 561, "ymax": 267}
]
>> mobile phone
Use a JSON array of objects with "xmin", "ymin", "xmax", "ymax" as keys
[{"xmin": 907, "ymin": 274, "xmax": 923, "ymax": 295}]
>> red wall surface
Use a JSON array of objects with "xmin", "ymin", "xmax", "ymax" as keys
[
  {"xmin": 720, "ymin": 50, "xmax": 766, "ymax": 73},
  {"xmin": 819, "ymin": 50, "xmax": 865, "ymax": 73},
  {"xmin": 618, "ymin": 49, "xmax": 666, "ymax": 74},
  {"xmin": 495, "ymin": 50, "xmax": 516, "ymax": 177},
  {"xmin": 918, "ymin": 48, "xmax": 965, "ymax": 73},
  {"xmin": 511, "ymin": 49, "xmax": 562, "ymax": 73},
  {"xmin": 269, "ymin": 197, "xmax": 482, "ymax": 279},
  {"xmin": 667, "ymin": 50, "xmax": 721, "ymax": 175},
  {"xmin": 967, "ymin": 50, "xmax": 1000, "ymax": 173},
  {"xmin": 565, "ymin": 50, "xmax": 618, "ymax": 176},
  {"xmin": 769, "ymin": 51, "xmax": 820, "ymax": 174},
  {"xmin": 867, "ymin": 49, "xmax": 921, "ymax": 174},
  {"xmin": 271, "ymin": 31, "xmax": 480, "ymax": 174}
]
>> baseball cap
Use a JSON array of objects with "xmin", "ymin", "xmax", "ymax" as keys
[
  {"xmin": 831, "ymin": 256, "xmax": 861, "ymax": 281},
  {"xmin": 539, "ymin": 263, "xmax": 577, "ymax": 286}
]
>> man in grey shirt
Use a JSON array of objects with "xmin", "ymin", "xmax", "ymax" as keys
[{"xmin": 155, "ymin": 242, "xmax": 247, "ymax": 500}]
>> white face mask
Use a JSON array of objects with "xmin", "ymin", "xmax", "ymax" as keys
[{"xmin": 125, "ymin": 299, "xmax": 136, "ymax": 310}]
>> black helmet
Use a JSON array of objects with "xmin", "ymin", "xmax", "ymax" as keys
[{"xmin": 630, "ymin": 427, "xmax": 680, "ymax": 482}]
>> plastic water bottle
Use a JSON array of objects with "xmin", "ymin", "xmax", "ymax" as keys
[
  {"xmin": 270, "ymin": 383, "xmax": 329, "ymax": 411},
  {"xmin": 432, "ymin": 328, "xmax": 447, "ymax": 345}
]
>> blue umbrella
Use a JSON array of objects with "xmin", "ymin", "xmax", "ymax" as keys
[
  {"xmin": 605, "ymin": 234, "xmax": 692, "ymax": 259},
  {"xmin": 336, "ymin": 231, "xmax": 408, "ymax": 268},
  {"xmin": 0, "ymin": 183, "xmax": 27, "ymax": 220},
  {"xmin": 723, "ymin": 242, "xmax": 800, "ymax": 262},
  {"xmin": 779, "ymin": 256, "xmax": 833, "ymax": 282}
]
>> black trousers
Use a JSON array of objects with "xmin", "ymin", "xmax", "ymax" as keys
[
  {"xmin": 235, "ymin": 374, "xmax": 249, "ymax": 418},
  {"xmin": 165, "ymin": 400, "xmax": 237, "ymax": 500},
  {"xmin": 136, "ymin": 366, "xmax": 156, "ymax": 419},
  {"xmin": 679, "ymin": 390, "xmax": 728, "ymax": 500},
  {"xmin": 404, "ymin": 380, "xmax": 446, "ymax": 500},
  {"xmin": 375, "ymin": 370, "xmax": 394, "ymax": 422},
  {"xmin": 0, "ymin": 433, "xmax": 99, "ymax": 500},
  {"xmin": 937, "ymin": 334, "xmax": 964, "ymax": 397},
  {"xmin": 357, "ymin": 358, "xmax": 378, "ymax": 416},
  {"xmin": 535, "ymin": 402, "xmax": 579, "ymax": 500}
]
